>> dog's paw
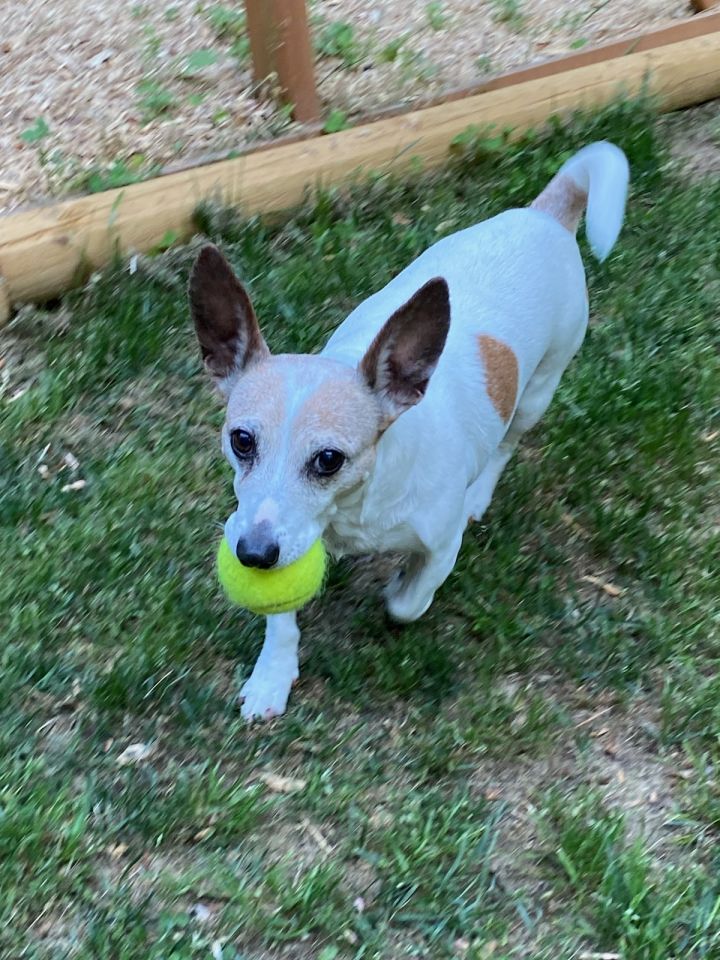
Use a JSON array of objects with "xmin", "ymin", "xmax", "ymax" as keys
[
  {"xmin": 238, "ymin": 666, "xmax": 298, "ymax": 722},
  {"xmin": 383, "ymin": 567, "xmax": 406, "ymax": 602},
  {"xmin": 385, "ymin": 586, "xmax": 434, "ymax": 623}
]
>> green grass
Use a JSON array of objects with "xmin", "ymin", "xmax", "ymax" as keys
[
  {"xmin": 69, "ymin": 156, "xmax": 163, "ymax": 194},
  {"xmin": 2, "ymin": 101, "xmax": 720, "ymax": 957},
  {"xmin": 538, "ymin": 788, "xmax": 720, "ymax": 956}
]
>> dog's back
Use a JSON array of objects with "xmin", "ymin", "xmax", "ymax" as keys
[
  {"xmin": 323, "ymin": 142, "xmax": 629, "ymax": 547},
  {"xmin": 325, "ymin": 209, "xmax": 585, "ymax": 411},
  {"xmin": 324, "ymin": 141, "xmax": 629, "ymax": 397}
]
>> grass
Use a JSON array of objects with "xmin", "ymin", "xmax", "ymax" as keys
[
  {"xmin": 538, "ymin": 788, "xmax": 720, "ymax": 955},
  {"xmin": 70, "ymin": 156, "xmax": 163, "ymax": 195},
  {"xmin": 2, "ymin": 100, "xmax": 720, "ymax": 957}
]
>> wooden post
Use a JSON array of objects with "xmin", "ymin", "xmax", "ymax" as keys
[{"xmin": 245, "ymin": 0, "xmax": 320, "ymax": 122}]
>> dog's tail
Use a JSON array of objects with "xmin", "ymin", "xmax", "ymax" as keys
[{"xmin": 530, "ymin": 141, "xmax": 629, "ymax": 262}]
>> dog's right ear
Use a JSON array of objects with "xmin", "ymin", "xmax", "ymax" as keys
[{"xmin": 189, "ymin": 244, "xmax": 270, "ymax": 395}]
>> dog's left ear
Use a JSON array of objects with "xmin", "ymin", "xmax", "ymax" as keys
[{"xmin": 359, "ymin": 277, "xmax": 450, "ymax": 426}]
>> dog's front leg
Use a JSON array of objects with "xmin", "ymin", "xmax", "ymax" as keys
[
  {"xmin": 385, "ymin": 531, "xmax": 464, "ymax": 623},
  {"xmin": 238, "ymin": 613, "xmax": 300, "ymax": 721}
]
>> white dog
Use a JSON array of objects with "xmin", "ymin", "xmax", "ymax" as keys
[{"xmin": 189, "ymin": 141, "xmax": 629, "ymax": 721}]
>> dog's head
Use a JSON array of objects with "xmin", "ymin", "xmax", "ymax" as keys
[{"xmin": 190, "ymin": 245, "xmax": 450, "ymax": 569}]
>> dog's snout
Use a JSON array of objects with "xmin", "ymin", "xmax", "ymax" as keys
[{"xmin": 235, "ymin": 525, "xmax": 280, "ymax": 569}]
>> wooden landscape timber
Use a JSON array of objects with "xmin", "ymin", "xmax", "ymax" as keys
[{"xmin": 2, "ymin": 12, "xmax": 720, "ymax": 320}]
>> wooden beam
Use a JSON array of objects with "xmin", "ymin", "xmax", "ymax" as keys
[
  {"xmin": 450, "ymin": 9, "xmax": 720, "ymax": 99},
  {"xmin": 2, "ymin": 29, "xmax": 720, "ymax": 308},
  {"xmin": 245, "ymin": 0, "xmax": 320, "ymax": 122}
]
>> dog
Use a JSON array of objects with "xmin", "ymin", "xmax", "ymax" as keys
[{"xmin": 189, "ymin": 141, "xmax": 629, "ymax": 721}]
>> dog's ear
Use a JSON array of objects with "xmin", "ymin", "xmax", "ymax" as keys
[
  {"xmin": 359, "ymin": 277, "xmax": 450, "ymax": 426},
  {"xmin": 189, "ymin": 244, "xmax": 270, "ymax": 395}
]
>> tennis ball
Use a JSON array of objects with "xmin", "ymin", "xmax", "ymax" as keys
[{"xmin": 216, "ymin": 537, "xmax": 327, "ymax": 615}]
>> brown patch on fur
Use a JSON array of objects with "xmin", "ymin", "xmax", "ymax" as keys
[
  {"xmin": 478, "ymin": 335, "xmax": 518, "ymax": 423},
  {"xmin": 224, "ymin": 355, "xmax": 380, "ymax": 456},
  {"xmin": 531, "ymin": 174, "xmax": 587, "ymax": 234},
  {"xmin": 225, "ymin": 359, "xmax": 286, "ymax": 430},
  {"xmin": 298, "ymin": 373, "xmax": 379, "ymax": 443}
]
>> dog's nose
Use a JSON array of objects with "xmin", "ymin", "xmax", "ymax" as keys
[{"xmin": 235, "ymin": 537, "xmax": 280, "ymax": 569}]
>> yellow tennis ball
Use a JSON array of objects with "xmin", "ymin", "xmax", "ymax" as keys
[{"xmin": 216, "ymin": 537, "xmax": 327, "ymax": 615}]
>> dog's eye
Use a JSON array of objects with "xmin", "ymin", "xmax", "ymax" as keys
[
  {"xmin": 312, "ymin": 449, "xmax": 346, "ymax": 477},
  {"xmin": 230, "ymin": 429, "xmax": 256, "ymax": 459}
]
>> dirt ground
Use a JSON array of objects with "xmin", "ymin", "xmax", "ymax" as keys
[
  {"xmin": 1, "ymin": 0, "xmax": 688, "ymax": 216},
  {"xmin": 665, "ymin": 98, "xmax": 720, "ymax": 177}
]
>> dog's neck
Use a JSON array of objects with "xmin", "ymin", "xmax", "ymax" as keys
[{"xmin": 323, "ymin": 472, "xmax": 375, "ymax": 557}]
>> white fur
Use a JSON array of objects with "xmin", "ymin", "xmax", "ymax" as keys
[
  {"xmin": 225, "ymin": 142, "xmax": 629, "ymax": 718},
  {"xmin": 559, "ymin": 141, "xmax": 629, "ymax": 261},
  {"xmin": 253, "ymin": 497, "xmax": 280, "ymax": 526},
  {"xmin": 238, "ymin": 613, "xmax": 300, "ymax": 720}
]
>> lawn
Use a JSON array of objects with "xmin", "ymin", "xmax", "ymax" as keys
[{"xmin": 1, "ymin": 101, "xmax": 719, "ymax": 959}]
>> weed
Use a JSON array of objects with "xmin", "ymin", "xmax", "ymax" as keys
[
  {"xmin": 201, "ymin": 3, "xmax": 248, "ymax": 64},
  {"xmin": 142, "ymin": 25, "xmax": 162, "ymax": 60},
  {"xmin": 182, "ymin": 48, "xmax": 220, "ymax": 76},
  {"xmin": 230, "ymin": 35, "xmax": 251, "ymax": 65},
  {"xmin": 490, "ymin": 0, "xmax": 526, "ymax": 30},
  {"xmin": 397, "ymin": 46, "xmax": 439, "ymax": 85},
  {"xmin": 20, "ymin": 117, "xmax": 51, "ymax": 145},
  {"xmin": 316, "ymin": 20, "xmax": 364, "ymax": 68},
  {"xmin": 426, "ymin": 1, "xmax": 448, "ymax": 31},
  {"xmin": 212, "ymin": 108, "xmax": 231, "ymax": 126},
  {"xmin": 246, "ymin": 102, "xmax": 294, "ymax": 142},
  {"xmin": 71, "ymin": 156, "xmax": 162, "ymax": 194},
  {"xmin": 203, "ymin": 3, "xmax": 246, "ymax": 40},
  {"xmin": 555, "ymin": 10, "xmax": 586, "ymax": 31},
  {"xmin": 378, "ymin": 34, "xmax": 409, "ymax": 64},
  {"xmin": 323, "ymin": 108, "xmax": 351, "ymax": 134},
  {"xmin": 136, "ymin": 78, "xmax": 177, "ymax": 121}
]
